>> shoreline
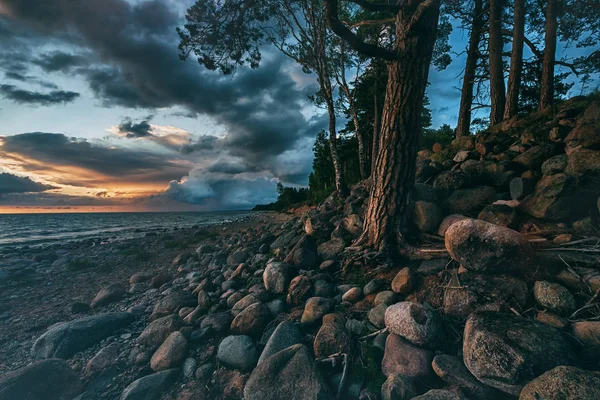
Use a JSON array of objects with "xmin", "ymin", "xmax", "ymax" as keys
[{"xmin": 0, "ymin": 211, "xmax": 290, "ymax": 375}]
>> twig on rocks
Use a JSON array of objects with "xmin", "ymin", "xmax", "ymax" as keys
[
  {"xmin": 569, "ymin": 288, "xmax": 600, "ymax": 321},
  {"xmin": 358, "ymin": 328, "xmax": 387, "ymax": 340},
  {"xmin": 509, "ymin": 307, "xmax": 522, "ymax": 316},
  {"xmin": 315, "ymin": 353, "xmax": 348, "ymax": 400}
]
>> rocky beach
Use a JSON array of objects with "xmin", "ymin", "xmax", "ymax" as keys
[{"xmin": 1, "ymin": 97, "xmax": 600, "ymax": 400}]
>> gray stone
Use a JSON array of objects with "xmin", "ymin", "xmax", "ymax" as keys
[
  {"xmin": 137, "ymin": 314, "xmax": 181, "ymax": 348},
  {"xmin": 412, "ymin": 201, "xmax": 443, "ymax": 233},
  {"xmin": 258, "ymin": 321, "xmax": 303, "ymax": 365},
  {"xmin": 382, "ymin": 334, "xmax": 434, "ymax": 380},
  {"xmin": 217, "ymin": 335, "xmax": 258, "ymax": 372},
  {"xmin": 381, "ymin": 374, "xmax": 417, "ymax": 400},
  {"xmin": 369, "ymin": 304, "xmax": 388, "ymax": 329},
  {"xmin": 374, "ymin": 291, "xmax": 397, "ymax": 306},
  {"xmin": 263, "ymin": 261, "xmax": 295, "ymax": 294},
  {"xmin": 86, "ymin": 343, "xmax": 120, "ymax": 375},
  {"xmin": 463, "ymin": 311, "xmax": 575, "ymax": 395},
  {"xmin": 31, "ymin": 312, "xmax": 134, "ymax": 359},
  {"xmin": 317, "ymin": 238, "xmax": 346, "ymax": 260},
  {"xmin": 119, "ymin": 369, "xmax": 179, "ymax": 400},
  {"xmin": 244, "ymin": 344, "xmax": 334, "ymax": 400},
  {"xmin": 533, "ymin": 281, "xmax": 576, "ymax": 317},
  {"xmin": 520, "ymin": 366, "xmax": 600, "ymax": 400},
  {"xmin": 384, "ymin": 302, "xmax": 445, "ymax": 349},
  {"xmin": 432, "ymin": 355, "xmax": 501, "ymax": 400},
  {"xmin": 0, "ymin": 359, "xmax": 82, "ymax": 400}
]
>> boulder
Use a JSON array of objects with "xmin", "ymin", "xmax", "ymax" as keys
[
  {"xmin": 463, "ymin": 311, "xmax": 575, "ymax": 395},
  {"xmin": 31, "ymin": 312, "xmax": 134, "ymax": 359},
  {"xmin": 443, "ymin": 273, "xmax": 528, "ymax": 320},
  {"xmin": 391, "ymin": 268, "xmax": 414, "ymax": 295},
  {"xmin": 150, "ymin": 331, "xmax": 188, "ymax": 371},
  {"xmin": 151, "ymin": 290, "xmax": 196, "ymax": 320},
  {"xmin": 477, "ymin": 204, "xmax": 517, "ymax": 228},
  {"xmin": 301, "ymin": 297, "xmax": 334, "ymax": 325},
  {"xmin": 382, "ymin": 334, "xmax": 434, "ymax": 379},
  {"xmin": 380, "ymin": 374, "xmax": 418, "ymax": 400},
  {"xmin": 244, "ymin": 344, "xmax": 334, "ymax": 400},
  {"xmin": 286, "ymin": 275, "xmax": 312, "ymax": 306},
  {"xmin": 445, "ymin": 219, "xmax": 534, "ymax": 273},
  {"xmin": 565, "ymin": 101, "xmax": 600, "ymax": 154},
  {"xmin": 217, "ymin": 335, "xmax": 258, "ymax": 372},
  {"xmin": 317, "ymin": 237, "xmax": 346, "ymax": 260},
  {"xmin": 443, "ymin": 186, "xmax": 496, "ymax": 214},
  {"xmin": 541, "ymin": 154, "xmax": 568, "ymax": 176},
  {"xmin": 341, "ymin": 287, "xmax": 362, "ymax": 303},
  {"xmin": 137, "ymin": 315, "xmax": 181, "ymax": 348},
  {"xmin": 284, "ymin": 235, "xmax": 319, "ymax": 270},
  {"xmin": 514, "ymin": 144, "xmax": 555, "ymax": 169},
  {"xmin": 432, "ymin": 355, "xmax": 501, "ymax": 400},
  {"xmin": 227, "ymin": 249, "xmax": 250, "ymax": 266},
  {"xmin": 520, "ymin": 173, "xmax": 578, "ymax": 220},
  {"xmin": 119, "ymin": 369, "xmax": 180, "ymax": 400},
  {"xmin": 384, "ymin": 302, "xmax": 445, "ymax": 349},
  {"xmin": 200, "ymin": 312, "xmax": 233, "ymax": 333},
  {"xmin": 0, "ymin": 359, "xmax": 82, "ymax": 400},
  {"xmin": 230, "ymin": 303, "xmax": 271, "ymax": 337},
  {"xmin": 565, "ymin": 149, "xmax": 600, "ymax": 176},
  {"xmin": 231, "ymin": 294, "xmax": 260, "ymax": 316},
  {"xmin": 374, "ymin": 291, "xmax": 397, "ymax": 306},
  {"xmin": 258, "ymin": 321, "xmax": 303, "ymax": 365},
  {"xmin": 434, "ymin": 172, "xmax": 467, "ymax": 198},
  {"xmin": 263, "ymin": 261, "xmax": 295, "ymax": 294},
  {"xmin": 90, "ymin": 283, "xmax": 126, "ymax": 308},
  {"xmin": 437, "ymin": 214, "xmax": 468, "ymax": 237},
  {"xmin": 86, "ymin": 343, "xmax": 120, "ymax": 375},
  {"xmin": 533, "ymin": 281, "xmax": 576, "ymax": 317},
  {"xmin": 520, "ymin": 366, "xmax": 600, "ymax": 400},
  {"xmin": 572, "ymin": 321, "xmax": 600, "ymax": 358},
  {"xmin": 313, "ymin": 317, "xmax": 353, "ymax": 358},
  {"xmin": 412, "ymin": 201, "xmax": 443, "ymax": 233},
  {"xmin": 369, "ymin": 303, "xmax": 388, "ymax": 329},
  {"xmin": 151, "ymin": 273, "xmax": 173, "ymax": 288}
]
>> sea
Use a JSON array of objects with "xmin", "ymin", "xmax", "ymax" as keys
[{"xmin": 0, "ymin": 211, "xmax": 256, "ymax": 249}]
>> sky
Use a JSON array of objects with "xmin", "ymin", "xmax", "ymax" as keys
[{"xmin": 0, "ymin": 0, "xmax": 597, "ymax": 213}]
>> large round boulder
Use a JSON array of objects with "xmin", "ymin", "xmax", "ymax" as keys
[
  {"xmin": 463, "ymin": 311, "xmax": 575, "ymax": 395},
  {"xmin": 263, "ymin": 261, "xmax": 295, "ymax": 294},
  {"xmin": 520, "ymin": 366, "xmax": 600, "ymax": 400},
  {"xmin": 445, "ymin": 219, "xmax": 534, "ymax": 273}
]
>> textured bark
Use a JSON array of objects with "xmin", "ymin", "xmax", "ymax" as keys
[
  {"xmin": 540, "ymin": 0, "xmax": 557, "ymax": 110},
  {"xmin": 359, "ymin": 1, "xmax": 440, "ymax": 251},
  {"xmin": 371, "ymin": 94, "xmax": 379, "ymax": 176},
  {"xmin": 504, "ymin": 0, "xmax": 525, "ymax": 120},
  {"xmin": 488, "ymin": 0, "xmax": 506, "ymax": 125},
  {"xmin": 456, "ymin": 0, "xmax": 484, "ymax": 138}
]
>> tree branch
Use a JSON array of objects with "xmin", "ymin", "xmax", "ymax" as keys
[
  {"xmin": 348, "ymin": 0, "xmax": 402, "ymax": 13},
  {"xmin": 324, "ymin": 0, "xmax": 400, "ymax": 60},
  {"xmin": 349, "ymin": 18, "xmax": 396, "ymax": 29},
  {"xmin": 503, "ymin": 29, "xmax": 580, "ymax": 75}
]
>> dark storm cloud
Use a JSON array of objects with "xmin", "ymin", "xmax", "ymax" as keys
[
  {"xmin": 4, "ymin": 71, "xmax": 59, "ymax": 89},
  {"xmin": 118, "ymin": 117, "xmax": 153, "ymax": 138},
  {"xmin": 33, "ymin": 51, "xmax": 88, "ymax": 72},
  {"xmin": 0, "ymin": 84, "xmax": 79, "ymax": 105},
  {"xmin": 0, "ymin": 132, "xmax": 188, "ymax": 182},
  {"xmin": 1, "ymin": 0, "xmax": 315, "ymax": 175},
  {"xmin": 0, "ymin": 172, "xmax": 55, "ymax": 194}
]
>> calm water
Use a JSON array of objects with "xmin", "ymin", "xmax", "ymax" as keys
[{"xmin": 0, "ymin": 211, "xmax": 255, "ymax": 248}]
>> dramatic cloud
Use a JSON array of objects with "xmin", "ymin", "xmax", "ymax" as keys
[
  {"xmin": 0, "ymin": 172, "xmax": 55, "ymax": 194},
  {"xmin": 0, "ymin": 84, "xmax": 80, "ymax": 105},
  {"xmin": 117, "ymin": 117, "xmax": 153, "ymax": 138},
  {"xmin": 0, "ymin": 132, "xmax": 190, "ymax": 184},
  {"xmin": 0, "ymin": 0, "xmax": 317, "ymax": 177}
]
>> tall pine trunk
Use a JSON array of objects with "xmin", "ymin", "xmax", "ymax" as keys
[
  {"xmin": 353, "ymin": 113, "xmax": 368, "ymax": 179},
  {"xmin": 456, "ymin": 0, "xmax": 484, "ymax": 137},
  {"xmin": 504, "ymin": 0, "xmax": 525, "ymax": 119},
  {"xmin": 488, "ymin": 0, "xmax": 506, "ymax": 125},
  {"xmin": 359, "ymin": 2, "xmax": 440, "ymax": 251},
  {"xmin": 540, "ymin": 0, "xmax": 557, "ymax": 110}
]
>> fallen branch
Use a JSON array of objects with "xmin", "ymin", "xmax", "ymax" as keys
[{"xmin": 358, "ymin": 327, "xmax": 387, "ymax": 340}]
